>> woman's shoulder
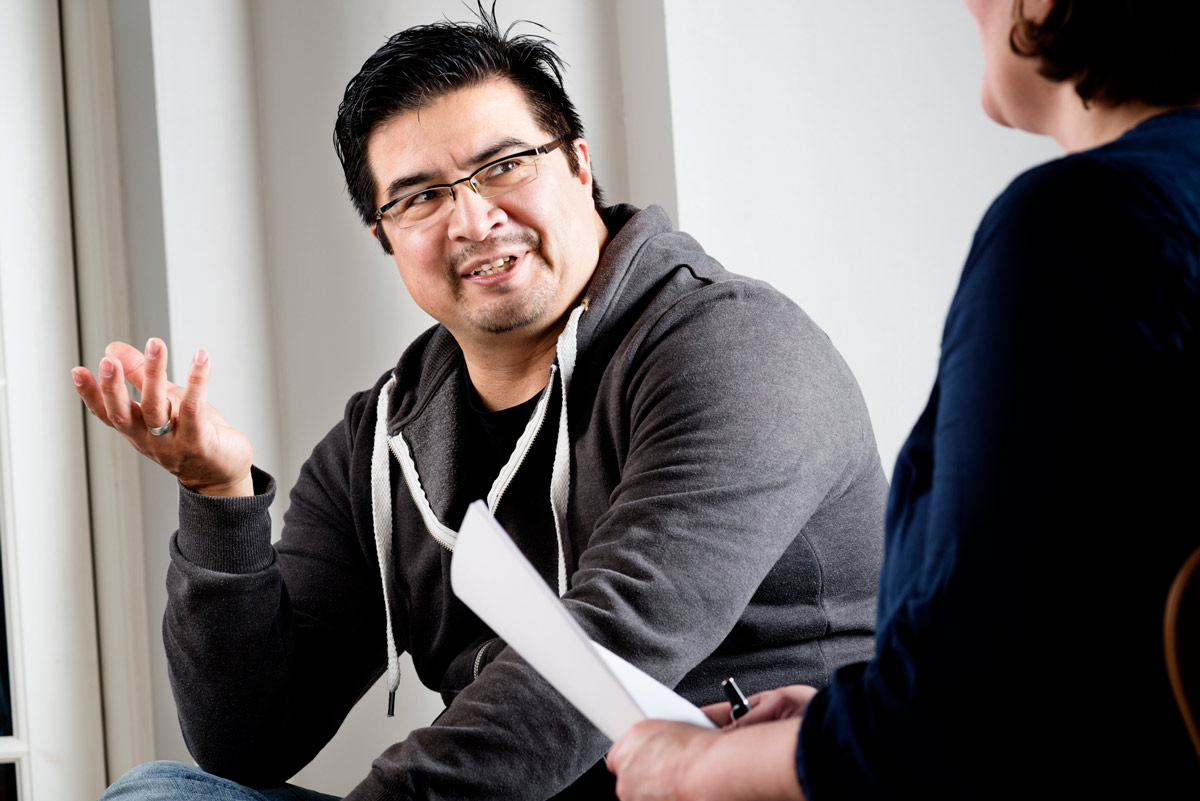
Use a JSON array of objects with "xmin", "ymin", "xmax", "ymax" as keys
[
  {"xmin": 994, "ymin": 152, "xmax": 1140, "ymax": 223},
  {"xmin": 993, "ymin": 116, "xmax": 1200, "ymax": 236},
  {"xmin": 954, "ymin": 122, "xmax": 1199, "ymax": 353},
  {"xmin": 970, "ymin": 132, "xmax": 1198, "ymax": 278}
]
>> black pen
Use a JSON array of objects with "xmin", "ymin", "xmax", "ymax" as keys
[{"xmin": 721, "ymin": 676, "xmax": 751, "ymax": 722}]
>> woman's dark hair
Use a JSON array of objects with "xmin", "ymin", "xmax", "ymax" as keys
[
  {"xmin": 1010, "ymin": 0, "xmax": 1200, "ymax": 107},
  {"xmin": 333, "ymin": 2, "xmax": 602, "ymax": 253}
]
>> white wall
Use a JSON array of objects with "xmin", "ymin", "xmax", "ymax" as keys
[
  {"xmin": 662, "ymin": 0, "xmax": 1060, "ymax": 469},
  {"xmin": 90, "ymin": 0, "xmax": 1065, "ymax": 795}
]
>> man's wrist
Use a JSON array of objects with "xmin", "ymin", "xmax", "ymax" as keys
[{"xmin": 188, "ymin": 472, "xmax": 256, "ymax": 497}]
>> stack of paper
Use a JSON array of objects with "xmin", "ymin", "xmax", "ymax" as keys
[{"xmin": 450, "ymin": 500, "xmax": 716, "ymax": 741}]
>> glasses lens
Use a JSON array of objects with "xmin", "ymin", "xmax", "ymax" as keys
[
  {"xmin": 475, "ymin": 156, "xmax": 539, "ymax": 199},
  {"xmin": 389, "ymin": 187, "xmax": 454, "ymax": 229},
  {"xmin": 382, "ymin": 145, "xmax": 555, "ymax": 231}
]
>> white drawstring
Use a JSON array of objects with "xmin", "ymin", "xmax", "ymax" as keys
[
  {"xmin": 369, "ymin": 301, "xmax": 588, "ymax": 714},
  {"xmin": 549, "ymin": 304, "xmax": 585, "ymax": 596},
  {"xmin": 371, "ymin": 377, "xmax": 402, "ymax": 715}
]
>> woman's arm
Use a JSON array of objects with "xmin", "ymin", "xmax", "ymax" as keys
[
  {"xmin": 608, "ymin": 717, "xmax": 806, "ymax": 801},
  {"xmin": 607, "ymin": 685, "xmax": 818, "ymax": 801}
]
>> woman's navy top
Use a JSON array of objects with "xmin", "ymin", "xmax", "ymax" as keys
[{"xmin": 797, "ymin": 109, "xmax": 1200, "ymax": 799}]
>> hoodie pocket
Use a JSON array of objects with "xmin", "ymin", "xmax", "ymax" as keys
[{"xmin": 439, "ymin": 634, "xmax": 506, "ymax": 706}]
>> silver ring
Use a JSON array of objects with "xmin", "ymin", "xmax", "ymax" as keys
[{"xmin": 146, "ymin": 399, "xmax": 173, "ymax": 436}]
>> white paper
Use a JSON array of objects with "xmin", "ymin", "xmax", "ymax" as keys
[
  {"xmin": 450, "ymin": 500, "xmax": 715, "ymax": 741},
  {"xmin": 590, "ymin": 641, "xmax": 715, "ymax": 728}
]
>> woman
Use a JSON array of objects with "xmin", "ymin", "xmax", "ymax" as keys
[{"xmin": 607, "ymin": 1, "xmax": 1200, "ymax": 798}]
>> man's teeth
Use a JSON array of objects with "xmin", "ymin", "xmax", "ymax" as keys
[{"xmin": 471, "ymin": 256, "xmax": 516, "ymax": 276}]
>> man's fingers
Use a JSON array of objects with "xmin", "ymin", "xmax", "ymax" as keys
[
  {"xmin": 140, "ymin": 338, "xmax": 172, "ymax": 430},
  {"xmin": 95, "ymin": 356, "xmax": 140, "ymax": 432},
  {"xmin": 78, "ymin": 341, "xmax": 252, "ymax": 494},
  {"xmin": 105, "ymin": 341, "xmax": 148, "ymax": 391},
  {"xmin": 176, "ymin": 348, "xmax": 211, "ymax": 435},
  {"xmin": 72, "ymin": 367, "xmax": 112, "ymax": 425}
]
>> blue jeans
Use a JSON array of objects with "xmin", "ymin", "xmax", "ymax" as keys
[{"xmin": 100, "ymin": 761, "xmax": 341, "ymax": 801}]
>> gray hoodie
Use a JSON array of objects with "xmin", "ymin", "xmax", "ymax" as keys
[{"xmin": 165, "ymin": 204, "xmax": 887, "ymax": 799}]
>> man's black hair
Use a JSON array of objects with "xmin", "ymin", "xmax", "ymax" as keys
[{"xmin": 333, "ymin": 2, "xmax": 602, "ymax": 254}]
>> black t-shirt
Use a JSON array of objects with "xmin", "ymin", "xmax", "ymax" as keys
[
  {"xmin": 461, "ymin": 369, "xmax": 545, "ymax": 481},
  {"xmin": 458, "ymin": 368, "xmax": 559, "ymax": 586}
]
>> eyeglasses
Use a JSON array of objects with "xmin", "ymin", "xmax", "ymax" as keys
[{"xmin": 374, "ymin": 139, "xmax": 563, "ymax": 231}]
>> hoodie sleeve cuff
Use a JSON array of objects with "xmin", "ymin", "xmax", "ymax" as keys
[{"xmin": 175, "ymin": 465, "xmax": 277, "ymax": 574}]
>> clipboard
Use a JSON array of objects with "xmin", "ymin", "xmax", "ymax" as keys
[{"xmin": 450, "ymin": 500, "xmax": 716, "ymax": 741}]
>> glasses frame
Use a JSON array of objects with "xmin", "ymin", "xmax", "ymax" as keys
[{"xmin": 374, "ymin": 138, "xmax": 564, "ymax": 231}]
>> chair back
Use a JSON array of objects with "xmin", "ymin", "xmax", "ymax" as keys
[{"xmin": 1165, "ymin": 545, "xmax": 1200, "ymax": 761}]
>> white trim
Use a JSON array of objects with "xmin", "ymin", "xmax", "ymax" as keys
[
  {"xmin": 60, "ymin": 0, "xmax": 157, "ymax": 780},
  {"xmin": 0, "ymin": 379, "xmax": 31, "ymax": 801},
  {"xmin": 614, "ymin": 0, "xmax": 678, "ymax": 222},
  {"xmin": 486, "ymin": 365, "xmax": 557, "ymax": 512},
  {"xmin": 0, "ymin": 738, "xmax": 29, "ymax": 762},
  {"xmin": 389, "ymin": 433, "xmax": 460, "ymax": 551},
  {"xmin": 0, "ymin": 1, "xmax": 108, "ymax": 797}
]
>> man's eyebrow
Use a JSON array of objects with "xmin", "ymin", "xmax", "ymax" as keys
[
  {"xmin": 468, "ymin": 137, "xmax": 531, "ymax": 167},
  {"xmin": 381, "ymin": 137, "xmax": 534, "ymax": 204}
]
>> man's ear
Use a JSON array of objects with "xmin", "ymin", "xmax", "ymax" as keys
[
  {"xmin": 371, "ymin": 221, "xmax": 393, "ymax": 256},
  {"xmin": 572, "ymin": 138, "xmax": 593, "ymax": 189}
]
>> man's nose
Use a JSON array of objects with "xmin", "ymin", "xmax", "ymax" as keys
[{"xmin": 446, "ymin": 183, "xmax": 503, "ymax": 241}]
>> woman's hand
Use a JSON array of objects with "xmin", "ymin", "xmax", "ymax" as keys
[
  {"xmin": 608, "ymin": 715, "xmax": 807, "ymax": 801},
  {"xmin": 607, "ymin": 719, "xmax": 722, "ymax": 801},
  {"xmin": 720, "ymin": 685, "xmax": 818, "ymax": 730}
]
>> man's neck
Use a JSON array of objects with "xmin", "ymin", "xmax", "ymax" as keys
[
  {"xmin": 460, "ymin": 207, "xmax": 611, "ymax": 411},
  {"xmin": 460, "ymin": 325, "xmax": 565, "ymax": 412}
]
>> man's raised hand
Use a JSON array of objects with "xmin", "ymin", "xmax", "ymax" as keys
[{"xmin": 72, "ymin": 338, "xmax": 255, "ymax": 496}]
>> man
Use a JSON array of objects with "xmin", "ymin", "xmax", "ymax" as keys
[{"xmin": 77, "ymin": 7, "xmax": 886, "ymax": 800}]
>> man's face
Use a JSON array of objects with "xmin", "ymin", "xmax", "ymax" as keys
[{"xmin": 367, "ymin": 78, "xmax": 603, "ymax": 345}]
